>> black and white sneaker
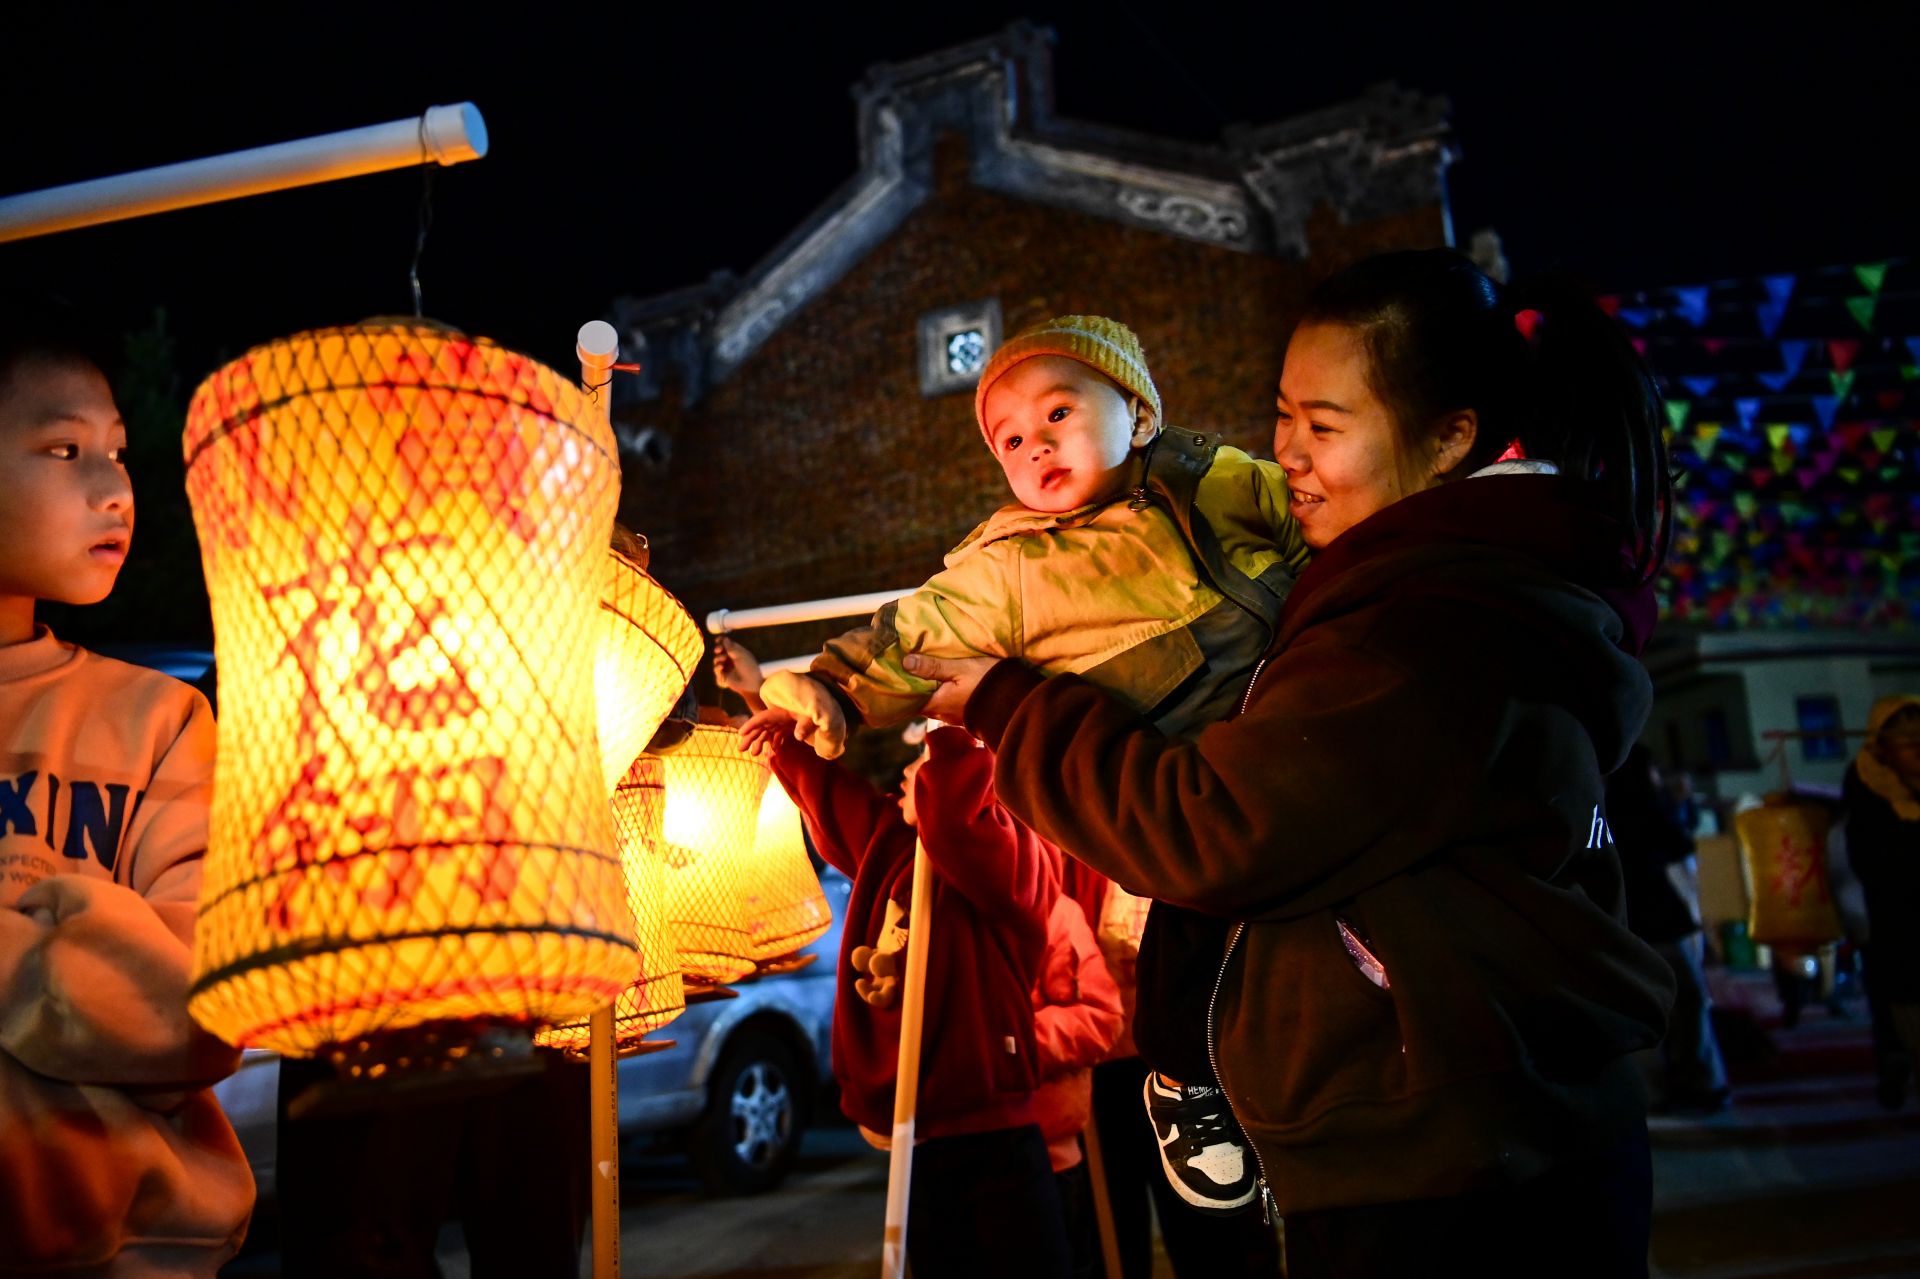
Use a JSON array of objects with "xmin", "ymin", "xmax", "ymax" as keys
[{"xmin": 1142, "ymin": 1073, "xmax": 1257, "ymax": 1215}]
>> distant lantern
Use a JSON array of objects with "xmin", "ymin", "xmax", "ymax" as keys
[
  {"xmin": 1734, "ymin": 798, "xmax": 1843, "ymax": 948},
  {"xmin": 182, "ymin": 320, "xmax": 634, "ymax": 1058},
  {"xmin": 742, "ymin": 781, "xmax": 832, "ymax": 966},
  {"xmin": 539, "ymin": 548, "xmax": 703, "ymax": 1056},
  {"xmin": 651, "ymin": 725, "xmax": 765, "ymax": 986}
]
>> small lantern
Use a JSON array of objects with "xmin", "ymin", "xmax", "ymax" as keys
[
  {"xmin": 742, "ymin": 781, "xmax": 832, "ymax": 966},
  {"xmin": 538, "ymin": 548, "xmax": 703, "ymax": 1056},
  {"xmin": 1734, "ymin": 798, "xmax": 1843, "ymax": 947},
  {"xmin": 183, "ymin": 321, "xmax": 634, "ymax": 1057},
  {"xmin": 651, "ymin": 725, "xmax": 766, "ymax": 986}
]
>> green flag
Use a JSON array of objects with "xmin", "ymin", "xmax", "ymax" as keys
[
  {"xmin": 1854, "ymin": 262, "xmax": 1890, "ymax": 295},
  {"xmin": 1831, "ymin": 369, "xmax": 1856, "ymax": 400},
  {"xmin": 1665, "ymin": 399, "xmax": 1690, "ymax": 433},
  {"xmin": 1846, "ymin": 297, "xmax": 1877, "ymax": 332}
]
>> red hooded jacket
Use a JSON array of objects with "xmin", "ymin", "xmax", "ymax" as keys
[{"xmin": 767, "ymin": 726, "xmax": 1055, "ymax": 1141}]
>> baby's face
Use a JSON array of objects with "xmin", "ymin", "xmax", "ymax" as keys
[{"xmin": 980, "ymin": 356, "xmax": 1150, "ymax": 513}]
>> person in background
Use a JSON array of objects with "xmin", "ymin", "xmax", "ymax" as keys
[
  {"xmin": 1844, "ymin": 695, "xmax": 1920, "ymax": 1110},
  {"xmin": 0, "ymin": 301, "xmax": 253, "ymax": 1275},
  {"xmin": 1609, "ymin": 744, "xmax": 1731, "ymax": 1115},
  {"xmin": 1031, "ymin": 879, "xmax": 1125, "ymax": 1279}
]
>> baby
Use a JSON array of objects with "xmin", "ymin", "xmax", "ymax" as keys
[
  {"xmin": 761, "ymin": 315, "xmax": 1308, "ymax": 756},
  {"xmin": 754, "ymin": 316, "xmax": 1309, "ymax": 1217}
]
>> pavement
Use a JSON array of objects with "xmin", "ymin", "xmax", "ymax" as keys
[{"xmin": 227, "ymin": 968, "xmax": 1920, "ymax": 1279}]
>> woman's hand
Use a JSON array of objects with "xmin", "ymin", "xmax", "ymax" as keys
[{"xmin": 904, "ymin": 653, "xmax": 999, "ymax": 725}]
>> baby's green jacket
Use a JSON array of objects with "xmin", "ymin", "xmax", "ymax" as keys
[{"xmin": 813, "ymin": 427, "xmax": 1311, "ymax": 738}]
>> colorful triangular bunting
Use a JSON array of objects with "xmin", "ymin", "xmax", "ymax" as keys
[
  {"xmin": 1681, "ymin": 375, "xmax": 1718, "ymax": 398},
  {"xmin": 1665, "ymin": 400, "xmax": 1691, "ymax": 432},
  {"xmin": 1846, "ymin": 297, "xmax": 1878, "ymax": 332},
  {"xmin": 1853, "ymin": 262, "xmax": 1890, "ymax": 295},
  {"xmin": 1829, "ymin": 339, "xmax": 1861, "ymax": 371},
  {"xmin": 1673, "ymin": 287, "xmax": 1711, "ymax": 327}
]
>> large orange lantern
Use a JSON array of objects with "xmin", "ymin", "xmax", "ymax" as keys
[
  {"xmin": 538, "ymin": 548, "xmax": 704, "ymax": 1056},
  {"xmin": 651, "ymin": 725, "xmax": 766, "ymax": 986},
  {"xmin": 182, "ymin": 321, "xmax": 634, "ymax": 1057},
  {"xmin": 742, "ymin": 782, "xmax": 832, "ymax": 966}
]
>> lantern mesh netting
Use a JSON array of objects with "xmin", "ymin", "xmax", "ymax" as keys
[
  {"xmin": 182, "ymin": 321, "xmax": 635, "ymax": 1057},
  {"xmin": 537, "ymin": 549, "xmax": 704, "ymax": 1056},
  {"xmin": 649, "ymin": 725, "xmax": 767, "ymax": 986},
  {"xmin": 743, "ymin": 782, "xmax": 831, "ymax": 965}
]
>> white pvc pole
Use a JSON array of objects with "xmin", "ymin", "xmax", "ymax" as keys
[
  {"xmin": 0, "ymin": 103, "xmax": 488, "ymax": 243},
  {"xmin": 881, "ymin": 839, "xmax": 937, "ymax": 1279},
  {"xmin": 706, "ymin": 588, "xmax": 914, "ymax": 636},
  {"xmin": 579, "ymin": 320, "xmax": 622, "ymax": 1279}
]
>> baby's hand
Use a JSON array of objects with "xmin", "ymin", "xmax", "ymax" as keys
[{"xmin": 759, "ymin": 671, "xmax": 850, "ymax": 759}]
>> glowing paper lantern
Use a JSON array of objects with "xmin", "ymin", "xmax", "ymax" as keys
[
  {"xmin": 538, "ymin": 549, "xmax": 704, "ymax": 1055},
  {"xmin": 591, "ymin": 547, "xmax": 704, "ymax": 792},
  {"xmin": 742, "ymin": 782, "xmax": 832, "ymax": 965},
  {"xmin": 1734, "ymin": 799, "xmax": 1843, "ymax": 947},
  {"xmin": 182, "ymin": 321, "xmax": 634, "ymax": 1056},
  {"xmin": 652, "ymin": 725, "xmax": 766, "ymax": 985}
]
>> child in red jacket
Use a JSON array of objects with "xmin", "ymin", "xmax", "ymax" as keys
[{"xmin": 741, "ymin": 709, "xmax": 1072, "ymax": 1279}]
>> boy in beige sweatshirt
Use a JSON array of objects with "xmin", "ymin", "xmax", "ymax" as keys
[{"xmin": 0, "ymin": 308, "xmax": 253, "ymax": 1276}]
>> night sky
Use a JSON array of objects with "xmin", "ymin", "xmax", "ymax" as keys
[{"xmin": 4, "ymin": 3, "xmax": 1914, "ymax": 380}]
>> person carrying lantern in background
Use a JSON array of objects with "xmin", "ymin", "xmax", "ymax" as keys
[
  {"xmin": 721, "ymin": 636, "xmax": 1072, "ymax": 1279},
  {"xmin": 1845, "ymin": 694, "xmax": 1920, "ymax": 1110},
  {"xmin": 751, "ymin": 316, "xmax": 1312, "ymax": 1221},
  {"xmin": 0, "ymin": 300, "xmax": 254, "ymax": 1275}
]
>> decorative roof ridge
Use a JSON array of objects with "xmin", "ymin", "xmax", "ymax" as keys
[{"xmin": 611, "ymin": 23, "xmax": 1452, "ymax": 395}]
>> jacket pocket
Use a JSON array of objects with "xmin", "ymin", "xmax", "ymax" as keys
[{"xmin": 1334, "ymin": 916, "xmax": 1391, "ymax": 991}]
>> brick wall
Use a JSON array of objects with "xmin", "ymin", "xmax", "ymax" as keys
[{"xmin": 618, "ymin": 133, "xmax": 1445, "ymax": 664}]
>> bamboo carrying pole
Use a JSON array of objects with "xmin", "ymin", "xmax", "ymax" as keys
[
  {"xmin": 880, "ymin": 839, "xmax": 937, "ymax": 1279},
  {"xmin": 1080, "ymin": 1119, "xmax": 1125, "ymax": 1279},
  {"xmin": 579, "ymin": 321, "xmax": 623, "ymax": 1279},
  {"xmin": 0, "ymin": 103, "xmax": 488, "ymax": 243}
]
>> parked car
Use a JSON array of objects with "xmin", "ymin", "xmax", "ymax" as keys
[{"xmin": 212, "ymin": 864, "xmax": 848, "ymax": 1204}]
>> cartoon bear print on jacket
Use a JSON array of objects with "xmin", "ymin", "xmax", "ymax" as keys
[{"xmin": 849, "ymin": 896, "xmax": 910, "ymax": 1007}]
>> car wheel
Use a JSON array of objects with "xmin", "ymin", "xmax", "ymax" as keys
[{"xmin": 688, "ymin": 1030, "xmax": 806, "ymax": 1195}]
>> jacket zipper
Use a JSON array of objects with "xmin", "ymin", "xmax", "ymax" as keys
[
  {"xmin": 1236, "ymin": 657, "xmax": 1269, "ymax": 719},
  {"xmin": 1208, "ymin": 921, "xmax": 1278, "ymax": 1223}
]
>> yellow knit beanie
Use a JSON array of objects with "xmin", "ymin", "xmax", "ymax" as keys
[{"xmin": 974, "ymin": 315, "xmax": 1161, "ymax": 446}]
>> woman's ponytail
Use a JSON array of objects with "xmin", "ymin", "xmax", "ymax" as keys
[{"xmin": 1505, "ymin": 279, "xmax": 1672, "ymax": 583}]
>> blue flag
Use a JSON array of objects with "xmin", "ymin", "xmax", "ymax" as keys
[
  {"xmin": 1673, "ymin": 287, "xmax": 1711, "ymax": 328},
  {"xmin": 1756, "ymin": 301, "xmax": 1787, "ymax": 338},
  {"xmin": 1681, "ymin": 375, "xmax": 1718, "ymax": 399},
  {"xmin": 1761, "ymin": 274, "xmax": 1797, "ymax": 305},
  {"xmin": 1811, "ymin": 395, "xmax": 1841, "ymax": 430}
]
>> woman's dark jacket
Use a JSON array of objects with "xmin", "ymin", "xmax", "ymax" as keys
[{"xmin": 965, "ymin": 473, "xmax": 1675, "ymax": 1213}]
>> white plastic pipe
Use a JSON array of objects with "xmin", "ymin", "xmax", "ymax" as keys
[
  {"xmin": 706, "ymin": 588, "xmax": 914, "ymax": 636},
  {"xmin": 0, "ymin": 102, "xmax": 488, "ymax": 243}
]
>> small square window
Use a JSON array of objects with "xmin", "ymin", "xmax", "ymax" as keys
[
  {"xmin": 1795, "ymin": 695, "xmax": 1845, "ymax": 761},
  {"xmin": 918, "ymin": 300, "xmax": 1003, "ymax": 397}
]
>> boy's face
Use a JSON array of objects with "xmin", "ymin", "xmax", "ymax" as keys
[
  {"xmin": 981, "ymin": 356, "xmax": 1154, "ymax": 514},
  {"xmin": 0, "ymin": 358, "xmax": 133, "ymax": 609}
]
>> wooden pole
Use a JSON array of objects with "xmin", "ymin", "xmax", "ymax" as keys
[
  {"xmin": 1080, "ymin": 1119, "xmax": 1125, "ymax": 1279},
  {"xmin": 589, "ymin": 1005, "xmax": 620, "ymax": 1279},
  {"xmin": 579, "ymin": 320, "xmax": 623, "ymax": 1279},
  {"xmin": 881, "ymin": 839, "xmax": 936, "ymax": 1279}
]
